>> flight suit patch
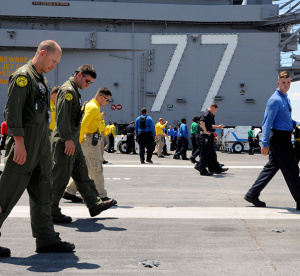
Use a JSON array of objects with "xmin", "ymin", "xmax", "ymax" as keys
[
  {"xmin": 16, "ymin": 76, "xmax": 28, "ymax": 87},
  {"xmin": 65, "ymin": 93, "xmax": 73, "ymax": 101},
  {"xmin": 38, "ymin": 82, "xmax": 46, "ymax": 94}
]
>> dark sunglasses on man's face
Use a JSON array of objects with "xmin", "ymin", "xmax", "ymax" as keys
[
  {"xmin": 85, "ymin": 79, "xmax": 93, "ymax": 84},
  {"xmin": 102, "ymin": 95, "xmax": 109, "ymax": 102}
]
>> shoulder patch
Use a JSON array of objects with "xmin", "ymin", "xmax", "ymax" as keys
[
  {"xmin": 65, "ymin": 93, "xmax": 73, "ymax": 101},
  {"xmin": 16, "ymin": 76, "xmax": 28, "ymax": 87}
]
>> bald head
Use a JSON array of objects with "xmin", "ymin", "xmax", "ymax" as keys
[
  {"xmin": 36, "ymin": 40, "xmax": 62, "ymax": 56},
  {"xmin": 33, "ymin": 40, "xmax": 62, "ymax": 74}
]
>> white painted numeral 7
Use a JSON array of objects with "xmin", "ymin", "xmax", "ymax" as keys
[
  {"xmin": 201, "ymin": 34, "xmax": 238, "ymax": 111},
  {"xmin": 150, "ymin": 34, "xmax": 238, "ymax": 112},
  {"xmin": 150, "ymin": 34, "xmax": 187, "ymax": 112}
]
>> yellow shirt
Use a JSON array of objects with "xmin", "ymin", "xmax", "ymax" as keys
[
  {"xmin": 100, "ymin": 119, "xmax": 106, "ymax": 135},
  {"xmin": 155, "ymin": 122, "xmax": 165, "ymax": 136},
  {"xmin": 109, "ymin": 125, "xmax": 116, "ymax": 138},
  {"xmin": 79, "ymin": 99, "xmax": 101, "ymax": 143},
  {"xmin": 49, "ymin": 100, "xmax": 55, "ymax": 131},
  {"xmin": 105, "ymin": 125, "xmax": 110, "ymax": 136}
]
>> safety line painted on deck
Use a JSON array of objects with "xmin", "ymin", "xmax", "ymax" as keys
[
  {"xmin": 102, "ymin": 165, "xmax": 263, "ymax": 169},
  {"xmin": 0, "ymin": 163, "xmax": 264, "ymax": 169},
  {"xmin": 9, "ymin": 206, "xmax": 300, "ymax": 219}
]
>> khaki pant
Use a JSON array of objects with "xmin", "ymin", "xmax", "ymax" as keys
[
  {"xmin": 100, "ymin": 132, "xmax": 105, "ymax": 158},
  {"xmin": 156, "ymin": 135, "xmax": 165, "ymax": 157},
  {"xmin": 65, "ymin": 134, "xmax": 107, "ymax": 198}
]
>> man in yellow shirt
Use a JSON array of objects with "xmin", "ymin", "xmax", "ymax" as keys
[
  {"xmin": 63, "ymin": 87, "xmax": 117, "ymax": 204},
  {"xmin": 104, "ymin": 123, "xmax": 111, "ymax": 152},
  {"xmin": 107, "ymin": 122, "xmax": 117, "ymax": 153},
  {"xmin": 49, "ymin": 86, "xmax": 60, "ymax": 153},
  {"xmin": 155, "ymin": 118, "xmax": 168, "ymax": 157},
  {"xmin": 100, "ymin": 111, "xmax": 108, "ymax": 164},
  {"xmin": 49, "ymin": 86, "xmax": 60, "ymax": 132}
]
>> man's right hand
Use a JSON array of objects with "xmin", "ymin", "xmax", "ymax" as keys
[
  {"xmin": 13, "ymin": 136, "xmax": 27, "ymax": 165},
  {"xmin": 65, "ymin": 140, "xmax": 75, "ymax": 156},
  {"xmin": 261, "ymin": 146, "xmax": 269, "ymax": 156}
]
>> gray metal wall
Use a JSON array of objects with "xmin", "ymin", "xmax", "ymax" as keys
[
  {"xmin": 0, "ymin": 0, "xmax": 281, "ymax": 126},
  {"xmin": 0, "ymin": 31, "xmax": 279, "ymax": 126}
]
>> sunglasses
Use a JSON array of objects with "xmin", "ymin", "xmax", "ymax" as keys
[
  {"xmin": 85, "ymin": 78, "xmax": 93, "ymax": 85},
  {"xmin": 102, "ymin": 95, "xmax": 109, "ymax": 102}
]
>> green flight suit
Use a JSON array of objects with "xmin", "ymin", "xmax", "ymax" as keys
[
  {"xmin": 51, "ymin": 77, "xmax": 102, "ymax": 216},
  {"xmin": 0, "ymin": 60, "xmax": 61, "ymax": 248}
]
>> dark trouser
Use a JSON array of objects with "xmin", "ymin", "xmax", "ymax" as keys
[
  {"xmin": 173, "ymin": 137, "xmax": 177, "ymax": 150},
  {"xmin": 191, "ymin": 134, "xmax": 197, "ymax": 155},
  {"xmin": 248, "ymin": 137, "xmax": 254, "ymax": 154},
  {"xmin": 0, "ymin": 126, "xmax": 61, "ymax": 248},
  {"xmin": 191, "ymin": 135, "xmax": 201, "ymax": 159},
  {"xmin": 137, "ymin": 132, "xmax": 154, "ymax": 162},
  {"xmin": 246, "ymin": 129, "xmax": 300, "ymax": 203},
  {"xmin": 170, "ymin": 137, "xmax": 174, "ymax": 151},
  {"xmin": 195, "ymin": 134, "xmax": 221, "ymax": 173},
  {"xmin": 51, "ymin": 140, "xmax": 101, "ymax": 216},
  {"xmin": 126, "ymin": 133, "xmax": 136, "ymax": 154},
  {"xmin": 175, "ymin": 137, "xmax": 188, "ymax": 158},
  {"xmin": 108, "ymin": 134, "xmax": 115, "ymax": 152},
  {"xmin": 0, "ymin": 134, "xmax": 7, "ymax": 150}
]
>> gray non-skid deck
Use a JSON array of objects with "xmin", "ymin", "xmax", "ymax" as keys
[{"xmin": 0, "ymin": 149, "xmax": 299, "ymax": 275}]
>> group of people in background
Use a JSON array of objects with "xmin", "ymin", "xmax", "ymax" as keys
[{"xmin": 128, "ymin": 103, "xmax": 229, "ymax": 176}]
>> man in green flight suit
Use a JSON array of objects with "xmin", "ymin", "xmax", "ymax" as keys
[
  {"xmin": 51, "ymin": 64, "xmax": 115, "ymax": 223},
  {"xmin": 248, "ymin": 126, "xmax": 255, "ymax": 155},
  {"xmin": 0, "ymin": 40, "xmax": 75, "ymax": 257}
]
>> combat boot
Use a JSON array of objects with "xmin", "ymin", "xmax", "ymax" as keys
[
  {"xmin": 0, "ymin": 246, "xmax": 11, "ymax": 257},
  {"xmin": 36, "ymin": 241, "xmax": 75, "ymax": 253},
  {"xmin": 89, "ymin": 199, "xmax": 115, "ymax": 217}
]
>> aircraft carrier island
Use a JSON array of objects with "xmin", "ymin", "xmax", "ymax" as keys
[{"xmin": 0, "ymin": 0, "xmax": 299, "ymax": 127}]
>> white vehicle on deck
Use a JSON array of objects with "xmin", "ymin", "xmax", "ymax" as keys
[{"xmin": 218, "ymin": 126, "xmax": 262, "ymax": 153}]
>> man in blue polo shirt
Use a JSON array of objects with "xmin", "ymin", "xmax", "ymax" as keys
[
  {"xmin": 173, "ymin": 118, "xmax": 189, "ymax": 160},
  {"xmin": 244, "ymin": 71, "xmax": 300, "ymax": 210},
  {"xmin": 135, "ymin": 108, "xmax": 155, "ymax": 164}
]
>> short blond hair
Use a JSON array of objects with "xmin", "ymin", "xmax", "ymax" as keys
[{"xmin": 278, "ymin": 71, "xmax": 290, "ymax": 79}]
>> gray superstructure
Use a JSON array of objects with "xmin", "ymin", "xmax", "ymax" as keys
[{"xmin": 0, "ymin": 0, "xmax": 299, "ymax": 127}]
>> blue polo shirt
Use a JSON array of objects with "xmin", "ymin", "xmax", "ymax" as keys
[
  {"xmin": 178, "ymin": 123, "xmax": 189, "ymax": 138},
  {"xmin": 135, "ymin": 114, "xmax": 155, "ymax": 136},
  {"xmin": 262, "ymin": 89, "xmax": 298, "ymax": 147},
  {"xmin": 167, "ymin": 128, "xmax": 175, "ymax": 138}
]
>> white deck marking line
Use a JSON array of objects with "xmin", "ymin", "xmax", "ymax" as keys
[
  {"xmin": 9, "ymin": 206, "xmax": 299, "ymax": 219},
  {"xmin": 102, "ymin": 165, "xmax": 263, "ymax": 169}
]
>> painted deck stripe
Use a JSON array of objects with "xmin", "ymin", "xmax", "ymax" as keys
[
  {"xmin": 0, "ymin": 163, "xmax": 263, "ymax": 169},
  {"xmin": 9, "ymin": 206, "xmax": 300, "ymax": 219},
  {"xmin": 102, "ymin": 165, "xmax": 263, "ymax": 169}
]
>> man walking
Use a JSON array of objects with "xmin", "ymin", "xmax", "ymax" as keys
[
  {"xmin": 190, "ymin": 116, "xmax": 199, "ymax": 156},
  {"xmin": 194, "ymin": 103, "xmax": 228, "ymax": 176},
  {"xmin": 248, "ymin": 126, "xmax": 255, "ymax": 155},
  {"xmin": 0, "ymin": 40, "xmax": 74, "ymax": 257},
  {"xmin": 135, "ymin": 108, "xmax": 155, "ymax": 164},
  {"xmin": 244, "ymin": 71, "xmax": 300, "ymax": 209},
  {"xmin": 51, "ymin": 64, "xmax": 114, "ymax": 223},
  {"xmin": 155, "ymin": 118, "xmax": 168, "ymax": 157},
  {"xmin": 107, "ymin": 122, "xmax": 117, "ymax": 153},
  {"xmin": 155, "ymin": 118, "xmax": 168, "ymax": 158},
  {"xmin": 63, "ymin": 87, "xmax": 117, "ymax": 205},
  {"xmin": 173, "ymin": 118, "xmax": 189, "ymax": 160},
  {"xmin": 126, "ymin": 121, "xmax": 137, "ymax": 154},
  {"xmin": 167, "ymin": 125, "xmax": 175, "ymax": 151}
]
